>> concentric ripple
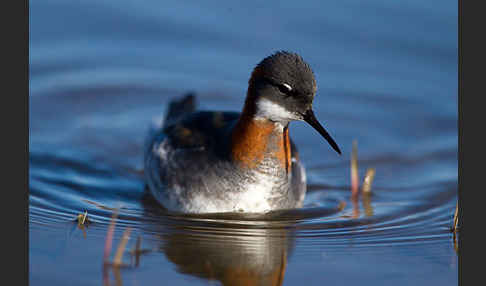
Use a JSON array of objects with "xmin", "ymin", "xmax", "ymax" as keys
[{"xmin": 29, "ymin": 141, "xmax": 457, "ymax": 249}]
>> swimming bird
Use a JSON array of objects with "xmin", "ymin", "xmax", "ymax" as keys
[{"xmin": 144, "ymin": 51, "xmax": 341, "ymax": 214}]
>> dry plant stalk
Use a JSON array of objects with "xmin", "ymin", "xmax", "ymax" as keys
[
  {"xmin": 351, "ymin": 140, "xmax": 359, "ymax": 198},
  {"xmin": 113, "ymin": 227, "xmax": 132, "ymax": 266},
  {"xmin": 338, "ymin": 201, "xmax": 347, "ymax": 211},
  {"xmin": 103, "ymin": 211, "xmax": 119, "ymax": 264},
  {"xmin": 452, "ymin": 201, "xmax": 459, "ymax": 233},
  {"xmin": 81, "ymin": 210, "xmax": 87, "ymax": 224},
  {"xmin": 362, "ymin": 168, "xmax": 376, "ymax": 194},
  {"xmin": 76, "ymin": 210, "xmax": 88, "ymax": 225},
  {"xmin": 83, "ymin": 200, "xmax": 121, "ymax": 211}
]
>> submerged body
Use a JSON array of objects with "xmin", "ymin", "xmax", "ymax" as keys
[{"xmin": 144, "ymin": 51, "xmax": 340, "ymax": 214}]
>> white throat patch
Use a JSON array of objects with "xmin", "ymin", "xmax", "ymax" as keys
[{"xmin": 255, "ymin": 98, "xmax": 297, "ymax": 122}]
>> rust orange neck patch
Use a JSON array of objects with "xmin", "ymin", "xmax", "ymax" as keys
[{"xmin": 231, "ymin": 111, "xmax": 292, "ymax": 173}]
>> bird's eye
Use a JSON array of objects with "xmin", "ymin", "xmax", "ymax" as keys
[{"xmin": 278, "ymin": 83, "xmax": 292, "ymax": 94}]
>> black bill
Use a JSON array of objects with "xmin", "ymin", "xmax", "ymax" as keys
[{"xmin": 303, "ymin": 109, "xmax": 341, "ymax": 155}]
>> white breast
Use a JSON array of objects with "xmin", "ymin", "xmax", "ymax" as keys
[{"xmin": 174, "ymin": 171, "xmax": 285, "ymax": 214}]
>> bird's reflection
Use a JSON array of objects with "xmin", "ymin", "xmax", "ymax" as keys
[
  {"xmin": 140, "ymin": 194, "xmax": 295, "ymax": 286},
  {"xmin": 162, "ymin": 227, "xmax": 289, "ymax": 286}
]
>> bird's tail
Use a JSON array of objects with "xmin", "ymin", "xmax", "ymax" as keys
[
  {"xmin": 144, "ymin": 92, "xmax": 197, "ymax": 156},
  {"xmin": 164, "ymin": 92, "xmax": 197, "ymax": 125}
]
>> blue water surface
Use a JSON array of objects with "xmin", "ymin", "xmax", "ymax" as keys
[{"xmin": 29, "ymin": 1, "xmax": 458, "ymax": 285}]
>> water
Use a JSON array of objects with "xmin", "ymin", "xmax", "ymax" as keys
[{"xmin": 29, "ymin": 0, "xmax": 458, "ymax": 285}]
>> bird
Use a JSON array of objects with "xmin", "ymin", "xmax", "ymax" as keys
[{"xmin": 144, "ymin": 51, "xmax": 341, "ymax": 214}]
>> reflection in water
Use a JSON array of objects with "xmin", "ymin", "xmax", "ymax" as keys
[
  {"xmin": 452, "ymin": 232, "xmax": 459, "ymax": 254},
  {"xmin": 130, "ymin": 236, "xmax": 151, "ymax": 267},
  {"xmin": 362, "ymin": 193, "xmax": 374, "ymax": 217},
  {"xmin": 99, "ymin": 181, "xmax": 380, "ymax": 286},
  {"xmin": 76, "ymin": 224, "xmax": 88, "ymax": 239},
  {"xmin": 163, "ymin": 227, "xmax": 290, "ymax": 286},
  {"xmin": 351, "ymin": 196, "xmax": 360, "ymax": 219},
  {"xmin": 141, "ymin": 197, "xmax": 294, "ymax": 286}
]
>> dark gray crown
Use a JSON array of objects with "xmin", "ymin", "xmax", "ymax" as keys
[{"xmin": 252, "ymin": 51, "xmax": 317, "ymax": 97}]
